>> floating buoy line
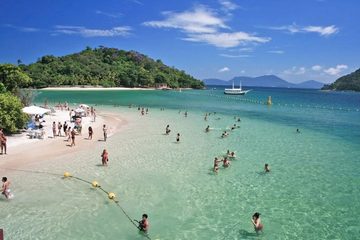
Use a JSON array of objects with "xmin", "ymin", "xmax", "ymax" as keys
[
  {"xmin": 168, "ymin": 91, "xmax": 360, "ymax": 112},
  {"xmin": 1, "ymin": 168, "xmax": 152, "ymax": 240}
]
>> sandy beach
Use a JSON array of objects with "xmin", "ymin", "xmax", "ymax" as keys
[{"xmin": 0, "ymin": 108, "xmax": 127, "ymax": 174}]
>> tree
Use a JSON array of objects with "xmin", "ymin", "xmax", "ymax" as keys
[
  {"xmin": 0, "ymin": 92, "xmax": 28, "ymax": 133},
  {"xmin": 0, "ymin": 64, "xmax": 32, "ymax": 93}
]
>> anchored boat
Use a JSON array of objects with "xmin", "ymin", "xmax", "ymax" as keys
[{"xmin": 224, "ymin": 81, "xmax": 250, "ymax": 95}]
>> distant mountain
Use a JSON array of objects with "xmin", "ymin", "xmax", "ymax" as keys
[
  {"xmin": 322, "ymin": 68, "xmax": 360, "ymax": 91},
  {"xmin": 203, "ymin": 75, "xmax": 324, "ymax": 89},
  {"xmin": 296, "ymin": 80, "xmax": 324, "ymax": 89}
]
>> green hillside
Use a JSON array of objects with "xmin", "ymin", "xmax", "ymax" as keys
[
  {"xmin": 21, "ymin": 47, "xmax": 204, "ymax": 89},
  {"xmin": 322, "ymin": 68, "xmax": 360, "ymax": 91}
]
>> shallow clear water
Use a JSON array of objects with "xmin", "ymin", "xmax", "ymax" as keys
[{"xmin": 1, "ymin": 88, "xmax": 360, "ymax": 239}]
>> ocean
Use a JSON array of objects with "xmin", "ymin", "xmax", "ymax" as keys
[{"xmin": 1, "ymin": 87, "xmax": 359, "ymax": 239}]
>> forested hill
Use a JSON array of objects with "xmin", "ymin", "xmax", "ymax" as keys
[
  {"xmin": 322, "ymin": 68, "xmax": 360, "ymax": 91},
  {"xmin": 20, "ymin": 47, "xmax": 204, "ymax": 89}
]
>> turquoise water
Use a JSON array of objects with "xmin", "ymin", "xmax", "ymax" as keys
[{"xmin": 1, "ymin": 88, "xmax": 360, "ymax": 239}]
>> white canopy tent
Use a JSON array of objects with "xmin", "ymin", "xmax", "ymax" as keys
[{"xmin": 22, "ymin": 106, "xmax": 51, "ymax": 115}]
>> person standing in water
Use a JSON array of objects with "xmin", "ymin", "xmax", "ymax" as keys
[
  {"xmin": 1, "ymin": 177, "xmax": 12, "ymax": 199},
  {"xmin": 251, "ymin": 212, "xmax": 263, "ymax": 233},
  {"xmin": 88, "ymin": 126, "xmax": 93, "ymax": 140},
  {"xmin": 205, "ymin": 125, "xmax": 210, "ymax": 132},
  {"xmin": 176, "ymin": 133, "xmax": 180, "ymax": 142},
  {"xmin": 138, "ymin": 214, "xmax": 149, "ymax": 232},
  {"xmin": 165, "ymin": 125, "xmax": 171, "ymax": 135},
  {"xmin": 264, "ymin": 164, "xmax": 270, "ymax": 172}
]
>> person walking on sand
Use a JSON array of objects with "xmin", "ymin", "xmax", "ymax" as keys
[
  {"xmin": 58, "ymin": 121, "xmax": 62, "ymax": 137},
  {"xmin": 88, "ymin": 126, "xmax": 93, "ymax": 140},
  {"xmin": 0, "ymin": 129, "xmax": 7, "ymax": 155},
  {"xmin": 103, "ymin": 124, "xmax": 108, "ymax": 141},
  {"xmin": 101, "ymin": 149, "xmax": 109, "ymax": 166},
  {"xmin": 70, "ymin": 129, "xmax": 76, "ymax": 147},
  {"xmin": 52, "ymin": 122, "xmax": 57, "ymax": 138}
]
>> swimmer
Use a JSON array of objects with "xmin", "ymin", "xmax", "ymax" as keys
[
  {"xmin": 264, "ymin": 163, "xmax": 270, "ymax": 172},
  {"xmin": 251, "ymin": 212, "xmax": 263, "ymax": 233},
  {"xmin": 184, "ymin": 111, "xmax": 188, "ymax": 117},
  {"xmin": 137, "ymin": 214, "xmax": 149, "ymax": 232},
  {"xmin": 296, "ymin": 128, "xmax": 301, "ymax": 133},
  {"xmin": 1, "ymin": 177, "xmax": 11, "ymax": 199},
  {"xmin": 205, "ymin": 125, "xmax": 210, "ymax": 132},
  {"xmin": 223, "ymin": 157, "xmax": 231, "ymax": 167},
  {"xmin": 228, "ymin": 151, "xmax": 236, "ymax": 158},
  {"xmin": 227, "ymin": 149, "xmax": 230, "ymax": 155}
]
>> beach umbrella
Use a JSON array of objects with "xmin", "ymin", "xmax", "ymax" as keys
[
  {"xmin": 22, "ymin": 106, "xmax": 51, "ymax": 115},
  {"xmin": 74, "ymin": 108, "xmax": 85, "ymax": 113},
  {"xmin": 79, "ymin": 104, "xmax": 90, "ymax": 108}
]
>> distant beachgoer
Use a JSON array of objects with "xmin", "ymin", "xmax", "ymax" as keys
[
  {"xmin": 103, "ymin": 124, "xmax": 108, "ymax": 141},
  {"xmin": 237, "ymin": 117, "xmax": 241, "ymax": 122},
  {"xmin": 0, "ymin": 129, "xmax": 7, "ymax": 155},
  {"xmin": 204, "ymin": 113, "xmax": 208, "ymax": 121},
  {"xmin": 251, "ymin": 212, "xmax": 263, "ymax": 233},
  {"xmin": 176, "ymin": 133, "xmax": 180, "ymax": 142},
  {"xmin": 58, "ymin": 122, "xmax": 62, "ymax": 136},
  {"xmin": 138, "ymin": 214, "xmax": 149, "ymax": 232},
  {"xmin": 146, "ymin": 108, "xmax": 149, "ymax": 114},
  {"xmin": 70, "ymin": 129, "xmax": 76, "ymax": 147},
  {"xmin": 1, "ymin": 177, "xmax": 11, "ymax": 199},
  {"xmin": 93, "ymin": 109, "xmax": 96, "ymax": 122},
  {"xmin": 165, "ymin": 125, "xmax": 171, "ymax": 135},
  {"xmin": 264, "ymin": 164, "xmax": 270, "ymax": 172},
  {"xmin": 67, "ymin": 126, "xmax": 71, "ymax": 141},
  {"xmin": 184, "ymin": 111, "xmax": 188, "ymax": 117},
  {"xmin": 213, "ymin": 157, "xmax": 220, "ymax": 174},
  {"xmin": 221, "ymin": 131, "xmax": 228, "ymax": 138},
  {"xmin": 227, "ymin": 149, "xmax": 230, "ymax": 155},
  {"xmin": 205, "ymin": 125, "xmax": 210, "ymax": 132},
  {"xmin": 52, "ymin": 122, "xmax": 57, "ymax": 138},
  {"xmin": 88, "ymin": 126, "xmax": 93, "ymax": 140},
  {"xmin": 63, "ymin": 121, "xmax": 68, "ymax": 134},
  {"xmin": 141, "ymin": 108, "xmax": 145, "ymax": 115},
  {"xmin": 101, "ymin": 149, "xmax": 109, "ymax": 166},
  {"xmin": 296, "ymin": 128, "xmax": 300, "ymax": 133}
]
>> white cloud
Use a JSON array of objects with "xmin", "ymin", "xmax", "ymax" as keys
[
  {"xmin": 311, "ymin": 65, "xmax": 322, "ymax": 71},
  {"xmin": 283, "ymin": 66, "xmax": 306, "ymax": 75},
  {"xmin": 95, "ymin": 10, "xmax": 122, "ymax": 18},
  {"xmin": 54, "ymin": 25, "xmax": 131, "ymax": 37},
  {"xmin": 268, "ymin": 50, "xmax": 284, "ymax": 54},
  {"xmin": 219, "ymin": 53, "xmax": 250, "ymax": 58},
  {"xmin": 3, "ymin": 24, "xmax": 39, "ymax": 32},
  {"xmin": 184, "ymin": 32, "xmax": 270, "ymax": 48},
  {"xmin": 143, "ymin": 5, "xmax": 270, "ymax": 48},
  {"xmin": 143, "ymin": 6, "xmax": 228, "ymax": 34},
  {"xmin": 219, "ymin": 67, "xmax": 230, "ymax": 72},
  {"xmin": 219, "ymin": 0, "xmax": 239, "ymax": 11},
  {"xmin": 268, "ymin": 23, "xmax": 338, "ymax": 36},
  {"xmin": 323, "ymin": 64, "xmax": 348, "ymax": 75}
]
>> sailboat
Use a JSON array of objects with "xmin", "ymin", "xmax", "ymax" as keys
[{"xmin": 224, "ymin": 80, "xmax": 250, "ymax": 95}]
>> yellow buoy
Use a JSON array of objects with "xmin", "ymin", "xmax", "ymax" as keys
[
  {"xmin": 108, "ymin": 192, "xmax": 116, "ymax": 200},
  {"xmin": 92, "ymin": 181, "xmax": 99, "ymax": 188},
  {"xmin": 64, "ymin": 172, "xmax": 71, "ymax": 178}
]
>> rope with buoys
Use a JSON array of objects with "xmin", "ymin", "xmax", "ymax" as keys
[{"xmin": 0, "ymin": 168, "xmax": 152, "ymax": 240}]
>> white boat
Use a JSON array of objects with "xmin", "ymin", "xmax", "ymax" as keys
[{"xmin": 224, "ymin": 81, "xmax": 250, "ymax": 95}]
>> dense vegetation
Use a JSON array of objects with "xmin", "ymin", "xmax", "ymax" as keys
[
  {"xmin": 322, "ymin": 68, "xmax": 360, "ymax": 91},
  {"xmin": 0, "ymin": 64, "xmax": 30, "ymax": 133},
  {"xmin": 21, "ymin": 47, "xmax": 204, "ymax": 89}
]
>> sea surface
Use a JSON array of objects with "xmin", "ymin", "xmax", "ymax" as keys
[{"xmin": 1, "ymin": 87, "xmax": 359, "ymax": 239}]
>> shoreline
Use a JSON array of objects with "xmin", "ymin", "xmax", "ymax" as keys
[{"xmin": 41, "ymin": 87, "xmax": 156, "ymax": 91}]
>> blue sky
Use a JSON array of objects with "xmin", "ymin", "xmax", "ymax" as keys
[{"xmin": 0, "ymin": 0, "xmax": 359, "ymax": 83}]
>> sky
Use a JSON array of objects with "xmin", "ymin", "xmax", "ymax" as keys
[{"xmin": 0, "ymin": 0, "xmax": 359, "ymax": 84}]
